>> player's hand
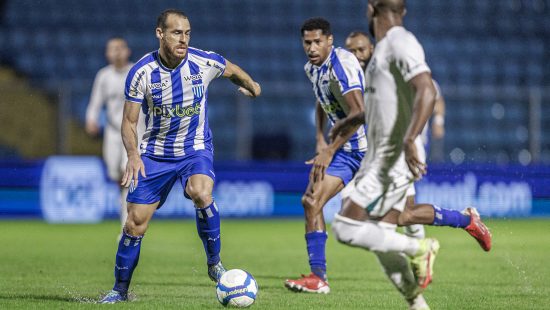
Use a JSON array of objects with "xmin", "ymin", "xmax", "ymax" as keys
[
  {"xmin": 122, "ymin": 153, "xmax": 146, "ymax": 189},
  {"xmin": 305, "ymin": 147, "xmax": 335, "ymax": 183},
  {"xmin": 403, "ymin": 139, "xmax": 426, "ymax": 180},
  {"xmin": 238, "ymin": 82, "xmax": 261, "ymax": 97},
  {"xmin": 85, "ymin": 121, "xmax": 100, "ymax": 136}
]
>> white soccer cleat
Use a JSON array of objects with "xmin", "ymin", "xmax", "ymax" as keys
[
  {"xmin": 408, "ymin": 294, "xmax": 430, "ymax": 310},
  {"xmin": 410, "ymin": 238, "xmax": 440, "ymax": 289}
]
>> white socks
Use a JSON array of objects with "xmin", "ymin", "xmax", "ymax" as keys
[
  {"xmin": 332, "ymin": 214, "xmax": 420, "ymax": 256},
  {"xmin": 404, "ymin": 224, "xmax": 425, "ymax": 239}
]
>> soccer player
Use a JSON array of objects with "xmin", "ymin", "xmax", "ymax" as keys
[
  {"xmin": 403, "ymin": 79, "xmax": 446, "ymax": 239},
  {"xmin": 99, "ymin": 9, "xmax": 261, "ymax": 303},
  {"xmin": 330, "ymin": 0, "xmax": 492, "ymax": 308},
  {"xmin": 85, "ymin": 37, "xmax": 145, "ymax": 238},
  {"xmin": 284, "ymin": 18, "xmax": 367, "ymax": 294},
  {"xmin": 344, "ymin": 29, "xmax": 430, "ymax": 308},
  {"xmin": 344, "ymin": 31, "xmax": 374, "ymax": 72}
]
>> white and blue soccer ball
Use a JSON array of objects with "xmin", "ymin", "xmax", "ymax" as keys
[{"xmin": 216, "ymin": 269, "xmax": 258, "ymax": 307}]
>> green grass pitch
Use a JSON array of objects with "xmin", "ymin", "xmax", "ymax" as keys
[{"xmin": 1, "ymin": 219, "xmax": 549, "ymax": 309}]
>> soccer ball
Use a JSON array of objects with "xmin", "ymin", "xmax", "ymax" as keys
[{"xmin": 216, "ymin": 269, "xmax": 258, "ymax": 307}]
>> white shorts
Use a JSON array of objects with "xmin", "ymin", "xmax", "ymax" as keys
[
  {"xmin": 103, "ymin": 125, "xmax": 127, "ymax": 181},
  {"xmin": 345, "ymin": 137, "xmax": 425, "ymax": 218}
]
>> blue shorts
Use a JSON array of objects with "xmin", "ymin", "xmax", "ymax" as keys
[
  {"xmin": 127, "ymin": 151, "xmax": 215, "ymax": 207},
  {"xmin": 326, "ymin": 149, "xmax": 364, "ymax": 185}
]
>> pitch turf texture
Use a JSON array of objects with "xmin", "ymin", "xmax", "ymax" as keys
[{"xmin": 1, "ymin": 219, "xmax": 549, "ymax": 309}]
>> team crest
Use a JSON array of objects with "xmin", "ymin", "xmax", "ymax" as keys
[{"xmin": 192, "ymin": 84, "xmax": 204, "ymax": 98}]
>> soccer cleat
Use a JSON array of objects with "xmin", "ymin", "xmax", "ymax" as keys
[
  {"xmin": 462, "ymin": 207, "xmax": 492, "ymax": 251},
  {"xmin": 99, "ymin": 290, "xmax": 127, "ymax": 304},
  {"xmin": 284, "ymin": 273, "xmax": 330, "ymax": 294},
  {"xmin": 208, "ymin": 261, "xmax": 227, "ymax": 282},
  {"xmin": 410, "ymin": 238, "xmax": 440, "ymax": 289},
  {"xmin": 407, "ymin": 294, "xmax": 430, "ymax": 310}
]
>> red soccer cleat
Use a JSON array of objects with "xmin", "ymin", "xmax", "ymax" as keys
[
  {"xmin": 463, "ymin": 207, "xmax": 492, "ymax": 251},
  {"xmin": 284, "ymin": 273, "xmax": 330, "ymax": 294}
]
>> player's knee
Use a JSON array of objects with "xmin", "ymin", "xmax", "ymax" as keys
[
  {"xmin": 332, "ymin": 216, "xmax": 357, "ymax": 245},
  {"xmin": 187, "ymin": 186, "xmax": 212, "ymax": 208},
  {"xmin": 301, "ymin": 193, "xmax": 320, "ymax": 211},
  {"xmin": 124, "ymin": 216, "xmax": 147, "ymax": 236}
]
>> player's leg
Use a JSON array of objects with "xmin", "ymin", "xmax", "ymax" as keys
[
  {"xmin": 118, "ymin": 136, "xmax": 130, "ymax": 239},
  {"xmin": 332, "ymin": 171, "xmax": 440, "ymax": 288},
  {"xmin": 181, "ymin": 151, "xmax": 225, "ymax": 281},
  {"xmin": 101, "ymin": 156, "xmax": 176, "ymax": 303},
  {"xmin": 403, "ymin": 195, "xmax": 425, "ymax": 239},
  {"xmin": 100, "ymin": 201, "xmax": 158, "ymax": 303},
  {"xmin": 374, "ymin": 224, "xmax": 429, "ymax": 309},
  {"xmin": 400, "ymin": 138, "xmax": 491, "ymax": 250},
  {"xmin": 103, "ymin": 127, "xmax": 127, "ymax": 240},
  {"xmin": 399, "ymin": 202, "xmax": 491, "ymax": 251},
  {"xmin": 185, "ymin": 173, "xmax": 225, "ymax": 281},
  {"xmin": 285, "ymin": 175, "xmax": 343, "ymax": 293}
]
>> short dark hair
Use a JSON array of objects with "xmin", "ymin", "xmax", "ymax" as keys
[
  {"xmin": 157, "ymin": 9, "xmax": 188, "ymax": 30},
  {"xmin": 301, "ymin": 17, "xmax": 332, "ymax": 36},
  {"xmin": 347, "ymin": 31, "xmax": 370, "ymax": 40}
]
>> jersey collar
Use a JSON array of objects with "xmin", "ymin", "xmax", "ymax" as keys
[{"xmin": 154, "ymin": 49, "xmax": 189, "ymax": 72}]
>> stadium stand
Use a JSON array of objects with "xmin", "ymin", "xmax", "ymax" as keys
[{"xmin": 0, "ymin": 0, "xmax": 548, "ymax": 163}]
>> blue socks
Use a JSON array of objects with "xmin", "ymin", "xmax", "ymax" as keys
[
  {"xmin": 113, "ymin": 232, "xmax": 143, "ymax": 294},
  {"xmin": 305, "ymin": 231, "xmax": 328, "ymax": 281},
  {"xmin": 195, "ymin": 202, "xmax": 221, "ymax": 266},
  {"xmin": 432, "ymin": 205, "xmax": 471, "ymax": 228}
]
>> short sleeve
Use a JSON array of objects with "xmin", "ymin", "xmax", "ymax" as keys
[
  {"xmin": 205, "ymin": 51, "xmax": 226, "ymax": 79},
  {"xmin": 331, "ymin": 50, "xmax": 365, "ymax": 95},
  {"xmin": 125, "ymin": 67, "xmax": 147, "ymax": 103},
  {"xmin": 389, "ymin": 30, "xmax": 430, "ymax": 82}
]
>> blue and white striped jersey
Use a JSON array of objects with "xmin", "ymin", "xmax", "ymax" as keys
[
  {"xmin": 304, "ymin": 47, "xmax": 367, "ymax": 152},
  {"xmin": 125, "ymin": 47, "xmax": 226, "ymax": 160}
]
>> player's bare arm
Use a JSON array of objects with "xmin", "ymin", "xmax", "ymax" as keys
[
  {"xmin": 121, "ymin": 101, "xmax": 146, "ymax": 188},
  {"xmin": 328, "ymin": 90, "xmax": 366, "ymax": 143},
  {"xmin": 403, "ymin": 71, "xmax": 436, "ymax": 179},
  {"xmin": 305, "ymin": 101, "xmax": 328, "ymax": 183},
  {"xmin": 310, "ymin": 89, "xmax": 364, "ymax": 182},
  {"xmin": 223, "ymin": 60, "xmax": 261, "ymax": 97}
]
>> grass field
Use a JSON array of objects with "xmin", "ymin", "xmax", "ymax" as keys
[{"xmin": 1, "ymin": 219, "xmax": 549, "ymax": 309}]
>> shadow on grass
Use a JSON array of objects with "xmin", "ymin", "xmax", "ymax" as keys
[{"xmin": 0, "ymin": 293, "xmax": 95, "ymax": 303}]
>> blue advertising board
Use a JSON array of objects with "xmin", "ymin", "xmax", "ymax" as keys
[{"xmin": 0, "ymin": 157, "xmax": 548, "ymax": 222}]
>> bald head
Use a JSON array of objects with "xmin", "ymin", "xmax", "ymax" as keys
[
  {"xmin": 367, "ymin": 0, "xmax": 407, "ymax": 41},
  {"xmin": 370, "ymin": 0, "xmax": 406, "ymax": 15},
  {"xmin": 345, "ymin": 31, "xmax": 373, "ymax": 70}
]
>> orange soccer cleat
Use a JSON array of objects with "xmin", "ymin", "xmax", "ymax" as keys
[
  {"xmin": 284, "ymin": 273, "xmax": 330, "ymax": 294},
  {"xmin": 463, "ymin": 207, "xmax": 492, "ymax": 251}
]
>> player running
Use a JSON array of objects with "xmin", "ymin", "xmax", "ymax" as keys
[
  {"xmin": 85, "ymin": 37, "xmax": 146, "ymax": 240},
  {"xmin": 99, "ymin": 9, "xmax": 261, "ymax": 304},
  {"xmin": 344, "ymin": 30, "xmax": 447, "ymax": 241},
  {"xmin": 330, "ymin": 1, "xmax": 492, "ymax": 308},
  {"xmin": 284, "ymin": 17, "xmax": 367, "ymax": 294}
]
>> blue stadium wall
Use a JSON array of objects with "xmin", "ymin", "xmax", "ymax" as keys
[{"xmin": 1, "ymin": 157, "xmax": 548, "ymax": 222}]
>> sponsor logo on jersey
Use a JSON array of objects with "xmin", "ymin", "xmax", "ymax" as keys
[
  {"xmin": 183, "ymin": 72, "xmax": 203, "ymax": 82},
  {"xmin": 130, "ymin": 70, "xmax": 146, "ymax": 97},
  {"xmin": 206, "ymin": 60, "xmax": 224, "ymax": 71},
  {"xmin": 152, "ymin": 103, "xmax": 202, "ymax": 118},
  {"xmin": 322, "ymin": 101, "xmax": 343, "ymax": 114},
  {"xmin": 148, "ymin": 79, "xmax": 170, "ymax": 90}
]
